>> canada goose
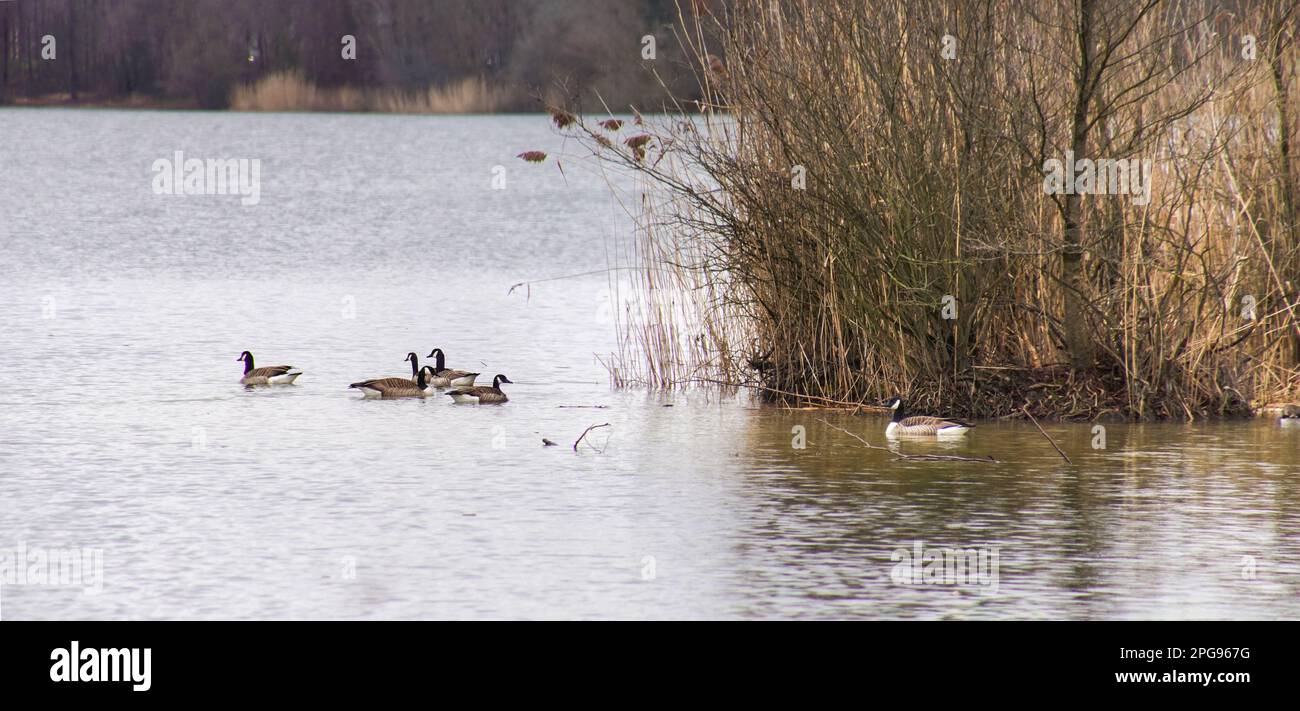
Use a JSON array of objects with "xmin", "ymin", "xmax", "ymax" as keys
[
  {"xmin": 883, "ymin": 396, "xmax": 973, "ymax": 438},
  {"xmin": 1281, "ymin": 404, "xmax": 1300, "ymax": 426},
  {"xmin": 348, "ymin": 352, "xmax": 423, "ymax": 391},
  {"xmin": 426, "ymin": 348, "xmax": 480, "ymax": 387},
  {"xmin": 350, "ymin": 366, "xmax": 437, "ymax": 399},
  {"xmin": 236, "ymin": 351, "xmax": 302, "ymax": 386},
  {"xmin": 447, "ymin": 374, "xmax": 512, "ymax": 404}
]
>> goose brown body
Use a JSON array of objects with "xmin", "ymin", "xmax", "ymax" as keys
[
  {"xmin": 892, "ymin": 415, "xmax": 975, "ymax": 435},
  {"xmin": 349, "ymin": 353, "xmax": 425, "ymax": 390},
  {"xmin": 351, "ymin": 366, "xmax": 436, "ymax": 398}
]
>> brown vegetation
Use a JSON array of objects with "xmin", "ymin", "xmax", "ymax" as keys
[
  {"xmin": 564, "ymin": 0, "xmax": 1299, "ymax": 420},
  {"xmin": 229, "ymin": 72, "xmax": 510, "ymax": 113}
]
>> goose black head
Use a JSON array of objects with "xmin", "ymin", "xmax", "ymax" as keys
[
  {"xmin": 405, "ymin": 352, "xmax": 418, "ymax": 362},
  {"xmin": 883, "ymin": 396, "xmax": 907, "ymax": 422},
  {"xmin": 493, "ymin": 374, "xmax": 513, "ymax": 388},
  {"xmin": 427, "ymin": 348, "xmax": 446, "ymax": 370},
  {"xmin": 417, "ymin": 365, "xmax": 436, "ymax": 387},
  {"xmin": 237, "ymin": 350, "xmax": 253, "ymax": 362}
]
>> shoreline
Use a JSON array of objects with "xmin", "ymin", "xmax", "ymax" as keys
[{"xmin": 0, "ymin": 97, "xmax": 556, "ymax": 115}]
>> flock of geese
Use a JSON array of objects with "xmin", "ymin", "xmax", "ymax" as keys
[
  {"xmin": 236, "ymin": 349, "xmax": 513, "ymax": 404},
  {"xmin": 232, "ymin": 347, "xmax": 966, "ymax": 432}
]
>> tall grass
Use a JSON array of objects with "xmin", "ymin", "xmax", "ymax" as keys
[
  {"xmin": 230, "ymin": 72, "xmax": 513, "ymax": 113},
  {"xmin": 559, "ymin": 0, "xmax": 1300, "ymax": 419},
  {"xmin": 598, "ymin": 187, "xmax": 750, "ymax": 392}
]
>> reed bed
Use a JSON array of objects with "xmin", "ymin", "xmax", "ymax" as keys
[
  {"xmin": 230, "ymin": 72, "xmax": 513, "ymax": 113},
  {"xmin": 558, "ymin": 0, "xmax": 1300, "ymax": 420}
]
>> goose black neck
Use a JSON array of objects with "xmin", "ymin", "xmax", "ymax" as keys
[
  {"xmin": 891, "ymin": 403, "xmax": 906, "ymax": 422},
  {"xmin": 242, "ymin": 354, "xmax": 254, "ymax": 374},
  {"xmin": 409, "ymin": 353, "xmax": 420, "ymax": 377},
  {"xmin": 434, "ymin": 350, "xmax": 446, "ymax": 371},
  {"xmin": 417, "ymin": 367, "xmax": 428, "ymax": 389}
]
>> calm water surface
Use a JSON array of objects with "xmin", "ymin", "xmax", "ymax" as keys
[{"xmin": 1, "ymin": 109, "xmax": 1298, "ymax": 619}]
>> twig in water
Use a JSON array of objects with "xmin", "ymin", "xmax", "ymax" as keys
[
  {"xmin": 1020, "ymin": 406, "xmax": 1071, "ymax": 463},
  {"xmin": 816, "ymin": 418, "xmax": 890, "ymax": 451},
  {"xmin": 507, "ymin": 268, "xmax": 640, "ymax": 298},
  {"xmin": 816, "ymin": 418, "xmax": 999, "ymax": 463},
  {"xmin": 689, "ymin": 377, "xmax": 889, "ymax": 412},
  {"xmin": 573, "ymin": 423, "xmax": 611, "ymax": 452}
]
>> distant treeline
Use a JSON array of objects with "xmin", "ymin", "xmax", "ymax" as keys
[{"xmin": 0, "ymin": 0, "xmax": 707, "ymax": 111}]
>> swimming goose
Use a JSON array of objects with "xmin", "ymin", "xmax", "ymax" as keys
[
  {"xmin": 883, "ymin": 396, "xmax": 973, "ymax": 438},
  {"xmin": 447, "ymin": 374, "xmax": 512, "ymax": 404},
  {"xmin": 1281, "ymin": 404, "xmax": 1300, "ymax": 426},
  {"xmin": 350, "ymin": 366, "xmax": 437, "ymax": 399},
  {"xmin": 426, "ymin": 348, "xmax": 480, "ymax": 387},
  {"xmin": 350, "ymin": 353, "xmax": 423, "ymax": 390},
  {"xmin": 237, "ymin": 351, "xmax": 302, "ymax": 385}
]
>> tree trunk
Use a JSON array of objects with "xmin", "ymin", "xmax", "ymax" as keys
[
  {"xmin": 1062, "ymin": 0, "xmax": 1098, "ymax": 370},
  {"xmin": 1269, "ymin": 8, "xmax": 1298, "ymax": 365},
  {"xmin": 2, "ymin": 10, "xmax": 9, "ymax": 103},
  {"xmin": 67, "ymin": 0, "xmax": 78, "ymax": 100}
]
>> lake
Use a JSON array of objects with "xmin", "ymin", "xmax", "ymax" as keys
[{"xmin": 1, "ymin": 108, "xmax": 1297, "ymax": 619}]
